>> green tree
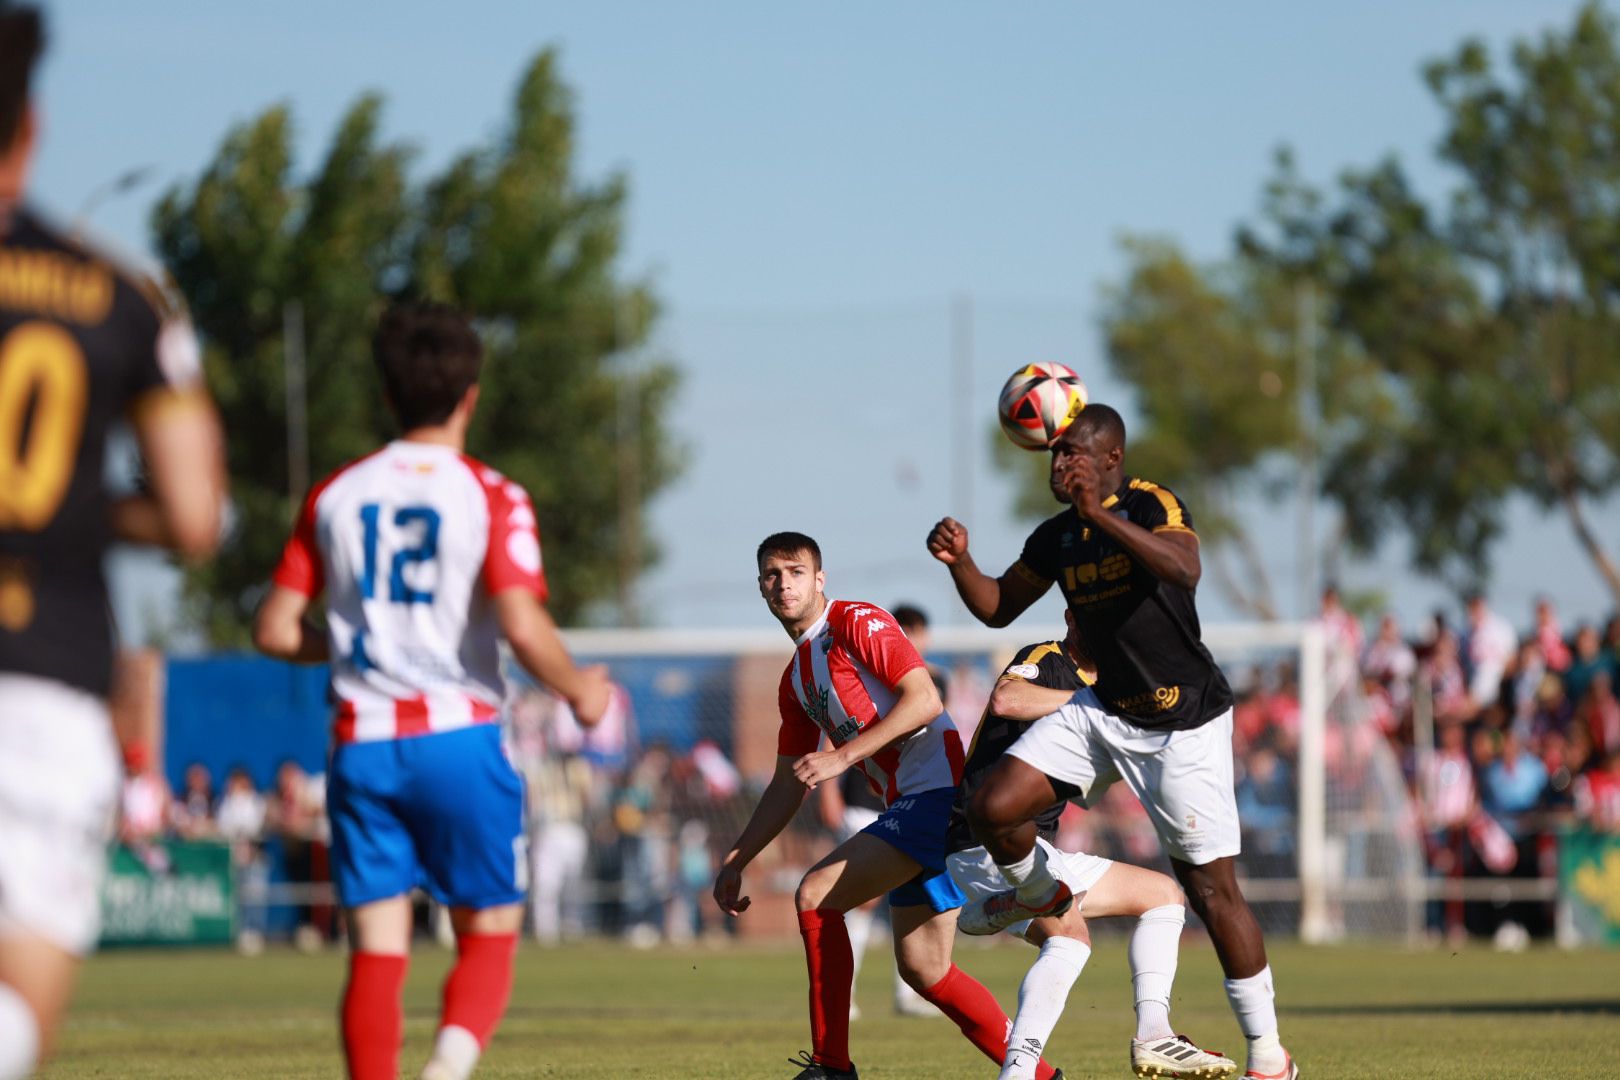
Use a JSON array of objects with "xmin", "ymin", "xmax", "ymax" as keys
[
  {"xmin": 154, "ymin": 51, "xmax": 681, "ymax": 643},
  {"xmin": 998, "ymin": 2, "xmax": 1620, "ymax": 612},
  {"xmin": 1243, "ymin": 2, "xmax": 1620, "ymax": 603}
]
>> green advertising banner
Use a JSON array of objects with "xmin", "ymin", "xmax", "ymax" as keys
[
  {"xmin": 100, "ymin": 841, "xmax": 235, "ymax": 947},
  {"xmin": 1560, "ymin": 826, "xmax": 1620, "ymax": 947}
]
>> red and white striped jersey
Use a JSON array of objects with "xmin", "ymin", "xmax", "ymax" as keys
[
  {"xmin": 271, "ymin": 441, "xmax": 546, "ymax": 744},
  {"xmin": 776, "ymin": 600, "xmax": 964, "ymax": 805}
]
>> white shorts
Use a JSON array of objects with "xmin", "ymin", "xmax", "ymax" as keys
[
  {"xmin": 0, "ymin": 674, "xmax": 121, "ymax": 955},
  {"xmin": 1007, "ymin": 690, "xmax": 1240, "ymax": 865},
  {"xmin": 946, "ymin": 837, "xmax": 1113, "ymax": 942}
]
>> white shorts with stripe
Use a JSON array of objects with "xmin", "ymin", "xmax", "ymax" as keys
[
  {"xmin": 946, "ymin": 837, "xmax": 1114, "ymax": 942},
  {"xmin": 1007, "ymin": 689, "xmax": 1241, "ymax": 866},
  {"xmin": 0, "ymin": 674, "xmax": 121, "ymax": 955}
]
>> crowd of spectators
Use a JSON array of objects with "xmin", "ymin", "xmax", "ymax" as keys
[
  {"xmin": 112, "ymin": 590, "xmax": 1620, "ymax": 950},
  {"xmin": 1323, "ymin": 589, "xmax": 1620, "ymax": 942},
  {"xmin": 114, "ymin": 682, "xmax": 752, "ymax": 951}
]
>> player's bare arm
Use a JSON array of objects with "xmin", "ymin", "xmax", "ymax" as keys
[
  {"xmin": 111, "ymin": 391, "xmax": 225, "ymax": 559},
  {"xmin": 251, "ymin": 583, "xmax": 330, "ymax": 663},
  {"xmin": 1061, "ymin": 455, "xmax": 1200, "ymax": 590},
  {"xmin": 817, "ymin": 771, "xmax": 848, "ymax": 831},
  {"xmin": 494, "ymin": 589, "xmax": 611, "ymax": 726},
  {"xmin": 791, "ymin": 665, "xmax": 942, "ymax": 789},
  {"xmin": 927, "ymin": 516, "xmax": 1049, "ymax": 627},
  {"xmin": 714, "ymin": 754, "xmax": 809, "ymax": 915},
  {"xmin": 988, "ymin": 678, "xmax": 1076, "ymax": 722}
]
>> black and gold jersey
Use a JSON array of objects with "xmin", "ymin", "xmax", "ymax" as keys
[
  {"xmin": 1014, "ymin": 476, "xmax": 1233, "ymax": 732},
  {"xmin": 0, "ymin": 205, "xmax": 196, "ymax": 697},
  {"xmin": 945, "ymin": 638, "xmax": 1090, "ymax": 854}
]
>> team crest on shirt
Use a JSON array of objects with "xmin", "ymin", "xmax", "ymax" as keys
[{"xmin": 804, "ymin": 686, "xmax": 832, "ymax": 728}]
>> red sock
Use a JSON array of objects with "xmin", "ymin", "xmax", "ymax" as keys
[
  {"xmin": 797, "ymin": 908, "xmax": 854, "ymax": 1072},
  {"xmin": 341, "ymin": 952, "xmax": 408, "ymax": 1080},
  {"xmin": 441, "ymin": 932, "xmax": 518, "ymax": 1046},
  {"xmin": 922, "ymin": 964, "xmax": 1058, "ymax": 1079}
]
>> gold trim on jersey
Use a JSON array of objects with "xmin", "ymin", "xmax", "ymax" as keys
[
  {"xmin": 1128, "ymin": 477, "xmax": 1188, "ymax": 532},
  {"xmin": 1011, "ymin": 560, "xmax": 1049, "ymax": 587},
  {"xmin": 966, "ymin": 640, "xmax": 1095, "ymax": 760},
  {"xmin": 0, "ymin": 560, "xmax": 35, "ymax": 632},
  {"xmin": 0, "ymin": 248, "xmax": 114, "ymax": 325}
]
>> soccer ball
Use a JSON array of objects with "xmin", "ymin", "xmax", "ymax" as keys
[{"xmin": 997, "ymin": 362, "xmax": 1087, "ymax": 450}]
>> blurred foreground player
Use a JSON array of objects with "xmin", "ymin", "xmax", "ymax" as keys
[
  {"xmin": 0, "ymin": 6, "xmax": 225, "ymax": 1075},
  {"xmin": 254, "ymin": 303, "xmax": 610, "ymax": 1080},
  {"xmin": 930, "ymin": 404, "xmax": 1297, "ymax": 1080},
  {"xmin": 714, "ymin": 533, "xmax": 1062, "ymax": 1080}
]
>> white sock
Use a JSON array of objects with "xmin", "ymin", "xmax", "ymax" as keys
[
  {"xmin": 1130, "ymin": 903, "xmax": 1184, "ymax": 1041},
  {"xmin": 998, "ymin": 937, "xmax": 1090, "ymax": 1080},
  {"xmin": 0, "ymin": 983, "xmax": 40, "ymax": 1080},
  {"xmin": 996, "ymin": 844, "xmax": 1058, "ymax": 905},
  {"xmin": 422, "ymin": 1024, "xmax": 482, "ymax": 1080},
  {"xmin": 1223, "ymin": 966, "xmax": 1285, "ymax": 1072}
]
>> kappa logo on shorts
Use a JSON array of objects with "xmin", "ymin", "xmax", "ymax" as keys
[{"xmin": 878, "ymin": 817, "xmax": 901, "ymax": 833}]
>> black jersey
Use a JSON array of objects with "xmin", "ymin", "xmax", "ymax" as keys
[
  {"xmin": 1014, "ymin": 477, "xmax": 1233, "ymax": 732},
  {"xmin": 945, "ymin": 639, "xmax": 1090, "ymax": 854},
  {"xmin": 0, "ymin": 205, "xmax": 192, "ymax": 697}
]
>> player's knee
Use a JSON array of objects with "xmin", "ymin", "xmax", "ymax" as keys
[
  {"xmin": 966, "ymin": 780, "xmax": 1019, "ymax": 834},
  {"xmin": 794, "ymin": 869, "xmax": 837, "ymax": 913},
  {"xmin": 1147, "ymin": 873, "xmax": 1185, "ymax": 910},
  {"xmin": 894, "ymin": 954, "xmax": 945, "ymax": 994}
]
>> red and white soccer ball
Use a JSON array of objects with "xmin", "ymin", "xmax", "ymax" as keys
[{"xmin": 997, "ymin": 362, "xmax": 1088, "ymax": 450}]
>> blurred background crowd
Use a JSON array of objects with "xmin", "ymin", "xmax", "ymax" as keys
[{"xmin": 109, "ymin": 592, "xmax": 1620, "ymax": 952}]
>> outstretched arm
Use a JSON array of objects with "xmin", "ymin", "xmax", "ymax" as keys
[
  {"xmin": 988, "ymin": 679, "xmax": 1077, "ymax": 721},
  {"xmin": 927, "ymin": 516, "xmax": 1049, "ymax": 627},
  {"xmin": 496, "ymin": 589, "xmax": 612, "ymax": 726},
  {"xmin": 714, "ymin": 755, "xmax": 808, "ymax": 915}
]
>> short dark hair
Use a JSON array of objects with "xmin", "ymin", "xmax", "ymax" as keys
[
  {"xmin": 1073, "ymin": 402, "xmax": 1126, "ymax": 447},
  {"xmin": 891, "ymin": 603, "xmax": 929, "ymax": 633},
  {"xmin": 757, "ymin": 531, "xmax": 821, "ymax": 571},
  {"xmin": 372, "ymin": 302, "xmax": 484, "ymax": 430},
  {"xmin": 0, "ymin": 4, "xmax": 44, "ymax": 152}
]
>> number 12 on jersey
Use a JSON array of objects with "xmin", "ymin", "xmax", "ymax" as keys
[{"xmin": 358, "ymin": 503, "xmax": 440, "ymax": 603}]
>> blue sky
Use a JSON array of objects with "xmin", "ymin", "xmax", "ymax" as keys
[{"xmin": 31, "ymin": 1, "xmax": 1619, "ymax": 638}]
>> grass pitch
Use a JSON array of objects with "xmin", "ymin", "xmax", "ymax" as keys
[{"xmin": 43, "ymin": 937, "xmax": 1620, "ymax": 1079}]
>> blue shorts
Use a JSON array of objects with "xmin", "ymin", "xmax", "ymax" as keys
[
  {"xmin": 328, "ymin": 724, "xmax": 525, "ymax": 910},
  {"xmin": 861, "ymin": 786, "xmax": 966, "ymax": 912}
]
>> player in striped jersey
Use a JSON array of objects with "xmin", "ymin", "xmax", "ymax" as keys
[
  {"xmin": 715, "ymin": 533, "xmax": 1063, "ymax": 1080},
  {"xmin": 254, "ymin": 303, "xmax": 609, "ymax": 1080},
  {"xmin": 945, "ymin": 612, "xmax": 1234, "ymax": 1080}
]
